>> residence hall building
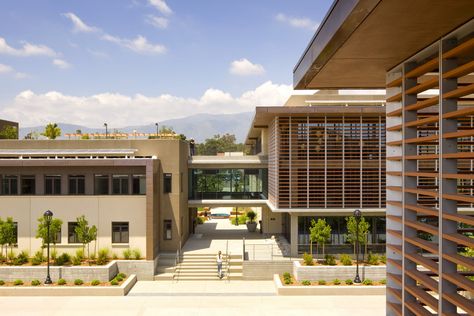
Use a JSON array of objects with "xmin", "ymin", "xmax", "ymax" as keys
[
  {"xmin": 0, "ymin": 139, "xmax": 189, "ymax": 261},
  {"xmin": 292, "ymin": 1, "xmax": 474, "ymax": 315},
  {"xmin": 244, "ymin": 91, "xmax": 387, "ymax": 257}
]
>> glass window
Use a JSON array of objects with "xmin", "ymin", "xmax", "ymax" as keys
[
  {"xmin": 1, "ymin": 175, "xmax": 18, "ymax": 195},
  {"xmin": 112, "ymin": 222, "xmax": 129, "ymax": 243},
  {"xmin": 132, "ymin": 174, "xmax": 146, "ymax": 195},
  {"xmin": 45, "ymin": 175, "xmax": 61, "ymax": 195},
  {"xmin": 164, "ymin": 219, "xmax": 172, "ymax": 240},
  {"xmin": 68, "ymin": 222, "xmax": 79, "ymax": 243},
  {"xmin": 94, "ymin": 174, "xmax": 109, "ymax": 195},
  {"xmin": 69, "ymin": 175, "xmax": 85, "ymax": 195},
  {"xmin": 21, "ymin": 175, "xmax": 35, "ymax": 195},
  {"xmin": 112, "ymin": 175, "xmax": 129, "ymax": 195},
  {"xmin": 164, "ymin": 173, "xmax": 172, "ymax": 193}
]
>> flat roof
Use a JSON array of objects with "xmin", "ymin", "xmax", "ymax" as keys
[
  {"xmin": 293, "ymin": 0, "xmax": 474, "ymax": 89},
  {"xmin": 0, "ymin": 148, "xmax": 138, "ymax": 156}
]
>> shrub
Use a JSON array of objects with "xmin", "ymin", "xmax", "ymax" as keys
[
  {"xmin": 31, "ymin": 279, "xmax": 41, "ymax": 286},
  {"xmin": 246, "ymin": 210, "xmax": 257, "ymax": 222},
  {"xmin": 302, "ymin": 252, "xmax": 314, "ymax": 266},
  {"xmin": 110, "ymin": 279, "xmax": 119, "ymax": 286},
  {"xmin": 75, "ymin": 249, "xmax": 85, "ymax": 261},
  {"xmin": 380, "ymin": 279, "xmax": 386, "ymax": 285},
  {"xmin": 74, "ymin": 279, "xmax": 83, "ymax": 286},
  {"xmin": 55, "ymin": 253, "xmax": 71, "ymax": 266},
  {"xmin": 230, "ymin": 215, "xmax": 247, "ymax": 225},
  {"xmin": 118, "ymin": 273, "xmax": 126, "ymax": 279},
  {"xmin": 7, "ymin": 251, "xmax": 16, "ymax": 263},
  {"xmin": 13, "ymin": 279, "xmax": 23, "ymax": 286},
  {"xmin": 91, "ymin": 279, "xmax": 100, "ymax": 286},
  {"xmin": 301, "ymin": 280, "xmax": 311, "ymax": 286},
  {"xmin": 71, "ymin": 256, "xmax": 82, "ymax": 266},
  {"xmin": 196, "ymin": 216, "xmax": 205, "ymax": 225},
  {"xmin": 57, "ymin": 278, "xmax": 67, "ymax": 285},
  {"xmin": 340, "ymin": 254, "xmax": 353, "ymax": 266},
  {"xmin": 324, "ymin": 254, "xmax": 336, "ymax": 266},
  {"xmin": 31, "ymin": 251, "xmax": 44, "ymax": 266},
  {"xmin": 89, "ymin": 252, "xmax": 96, "ymax": 261},
  {"xmin": 283, "ymin": 272, "xmax": 291, "ymax": 279},
  {"xmin": 112, "ymin": 253, "xmax": 118, "ymax": 260},
  {"xmin": 0, "ymin": 280, "xmax": 5, "ymax": 286},
  {"xmin": 362, "ymin": 279, "xmax": 373, "ymax": 285},
  {"xmin": 51, "ymin": 249, "xmax": 58, "ymax": 261},
  {"xmin": 132, "ymin": 248, "xmax": 141, "ymax": 260},
  {"xmin": 13, "ymin": 251, "xmax": 29, "ymax": 265},
  {"xmin": 345, "ymin": 279, "xmax": 353, "ymax": 285},
  {"xmin": 367, "ymin": 252, "xmax": 379, "ymax": 265},
  {"xmin": 380, "ymin": 254, "xmax": 386, "ymax": 264},
  {"xmin": 96, "ymin": 248, "xmax": 110, "ymax": 265},
  {"xmin": 282, "ymin": 272, "xmax": 292, "ymax": 285},
  {"xmin": 333, "ymin": 279, "xmax": 341, "ymax": 285},
  {"xmin": 123, "ymin": 249, "xmax": 132, "ymax": 260},
  {"xmin": 318, "ymin": 280, "xmax": 326, "ymax": 285},
  {"xmin": 115, "ymin": 276, "xmax": 123, "ymax": 282}
]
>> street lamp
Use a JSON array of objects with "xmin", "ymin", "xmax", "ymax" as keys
[
  {"xmin": 354, "ymin": 209, "xmax": 362, "ymax": 284},
  {"xmin": 43, "ymin": 210, "xmax": 53, "ymax": 285},
  {"xmin": 235, "ymin": 207, "xmax": 238, "ymax": 226},
  {"xmin": 104, "ymin": 123, "xmax": 108, "ymax": 139},
  {"xmin": 155, "ymin": 123, "xmax": 159, "ymax": 138}
]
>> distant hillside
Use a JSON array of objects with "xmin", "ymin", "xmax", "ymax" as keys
[{"xmin": 19, "ymin": 112, "xmax": 254, "ymax": 143}]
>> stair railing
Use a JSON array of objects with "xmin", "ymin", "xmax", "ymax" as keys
[
  {"xmin": 226, "ymin": 251, "xmax": 231, "ymax": 282},
  {"xmin": 173, "ymin": 240, "xmax": 182, "ymax": 282}
]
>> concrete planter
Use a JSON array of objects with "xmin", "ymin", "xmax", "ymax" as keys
[
  {"xmin": 274, "ymin": 274, "xmax": 386, "ymax": 296},
  {"xmin": 293, "ymin": 261, "xmax": 386, "ymax": 282},
  {"xmin": 246, "ymin": 222, "xmax": 257, "ymax": 232},
  {"xmin": 0, "ymin": 274, "xmax": 137, "ymax": 296},
  {"xmin": 0, "ymin": 260, "xmax": 155, "ymax": 282}
]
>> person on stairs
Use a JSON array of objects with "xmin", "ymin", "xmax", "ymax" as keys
[{"xmin": 216, "ymin": 251, "xmax": 223, "ymax": 279}]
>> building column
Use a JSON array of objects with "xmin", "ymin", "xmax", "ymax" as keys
[{"xmin": 290, "ymin": 213, "xmax": 298, "ymax": 257}]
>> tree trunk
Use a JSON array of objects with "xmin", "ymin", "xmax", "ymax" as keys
[
  {"xmin": 310, "ymin": 240, "xmax": 312, "ymax": 255},
  {"xmin": 322, "ymin": 243, "xmax": 325, "ymax": 260}
]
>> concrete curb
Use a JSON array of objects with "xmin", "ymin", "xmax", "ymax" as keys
[
  {"xmin": 274, "ymin": 274, "xmax": 386, "ymax": 296},
  {"xmin": 0, "ymin": 274, "xmax": 137, "ymax": 296}
]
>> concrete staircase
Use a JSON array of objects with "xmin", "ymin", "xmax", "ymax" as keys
[
  {"xmin": 174, "ymin": 253, "xmax": 243, "ymax": 281},
  {"xmin": 154, "ymin": 252, "xmax": 177, "ymax": 280}
]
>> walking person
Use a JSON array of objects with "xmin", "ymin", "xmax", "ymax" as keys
[{"xmin": 216, "ymin": 251, "xmax": 223, "ymax": 279}]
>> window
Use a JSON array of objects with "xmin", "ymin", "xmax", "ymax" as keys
[
  {"xmin": 112, "ymin": 222, "xmax": 129, "ymax": 243},
  {"xmin": 164, "ymin": 173, "xmax": 172, "ymax": 193},
  {"xmin": 1, "ymin": 175, "xmax": 18, "ymax": 195},
  {"xmin": 132, "ymin": 174, "xmax": 146, "ymax": 195},
  {"xmin": 21, "ymin": 175, "xmax": 35, "ymax": 195},
  {"xmin": 68, "ymin": 222, "xmax": 79, "ymax": 243},
  {"xmin": 94, "ymin": 174, "xmax": 109, "ymax": 195},
  {"xmin": 112, "ymin": 175, "xmax": 129, "ymax": 194},
  {"xmin": 69, "ymin": 175, "xmax": 85, "ymax": 195},
  {"xmin": 164, "ymin": 219, "xmax": 172, "ymax": 240},
  {"xmin": 53, "ymin": 227, "xmax": 61, "ymax": 244},
  {"xmin": 45, "ymin": 175, "xmax": 61, "ymax": 195}
]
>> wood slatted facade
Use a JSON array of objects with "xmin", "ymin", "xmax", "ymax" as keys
[
  {"xmin": 268, "ymin": 113, "xmax": 386, "ymax": 209},
  {"xmin": 386, "ymin": 23, "xmax": 474, "ymax": 315}
]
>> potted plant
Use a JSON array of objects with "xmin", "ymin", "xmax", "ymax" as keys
[{"xmin": 246, "ymin": 210, "xmax": 257, "ymax": 232}]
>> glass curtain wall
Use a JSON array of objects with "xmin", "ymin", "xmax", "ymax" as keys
[{"xmin": 189, "ymin": 168, "xmax": 267, "ymax": 200}]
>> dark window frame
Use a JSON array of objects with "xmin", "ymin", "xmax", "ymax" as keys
[
  {"xmin": 132, "ymin": 174, "xmax": 146, "ymax": 195},
  {"xmin": 112, "ymin": 222, "xmax": 129, "ymax": 244},
  {"xmin": 94, "ymin": 174, "xmax": 109, "ymax": 195},
  {"xmin": 20, "ymin": 175, "xmax": 35, "ymax": 195},
  {"xmin": 68, "ymin": 222, "xmax": 80, "ymax": 244},
  {"xmin": 164, "ymin": 219, "xmax": 172, "ymax": 240},
  {"xmin": 1, "ymin": 175, "xmax": 18, "ymax": 195},
  {"xmin": 164, "ymin": 173, "xmax": 172, "ymax": 193},
  {"xmin": 112, "ymin": 175, "xmax": 129, "ymax": 195},
  {"xmin": 45, "ymin": 175, "xmax": 61, "ymax": 195},
  {"xmin": 69, "ymin": 175, "xmax": 85, "ymax": 195}
]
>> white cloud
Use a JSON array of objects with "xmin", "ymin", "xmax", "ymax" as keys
[
  {"xmin": 14, "ymin": 72, "xmax": 30, "ymax": 79},
  {"xmin": 229, "ymin": 58, "xmax": 265, "ymax": 76},
  {"xmin": 148, "ymin": 0, "xmax": 172, "ymax": 15},
  {"xmin": 62, "ymin": 12, "xmax": 99, "ymax": 33},
  {"xmin": 102, "ymin": 34, "xmax": 166, "ymax": 55},
  {"xmin": 0, "ymin": 63, "xmax": 13, "ymax": 73},
  {"xmin": 0, "ymin": 37, "xmax": 57, "ymax": 57},
  {"xmin": 52, "ymin": 59, "xmax": 71, "ymax": 69},
  {"xmin": 87, "ymin": 49, "xmax": 108, "ymax": 58},
  {"xmin": 0, "ymin": 63, "xmax": 30, "ymax": 79},
  {"xmin": 0, "ymin": 81, "xmax": 293, "ymax": 127},
  {"xmin": 146, "ymin": 15, "xmax": 169, "ymax": 29},
  {"xmin": 275, "ymin": 13, "xmax": 319, "ymax": 31}
]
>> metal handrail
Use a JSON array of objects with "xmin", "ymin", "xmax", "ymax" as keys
[
  {"xmin": 226, "ymin": 251, "xmax": 231, "ymax": 282},
  {"xmin": 173, "ymin": 240, "xmax": 182, "ymax": 282}
]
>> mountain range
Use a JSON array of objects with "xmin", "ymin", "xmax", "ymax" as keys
[{"xmin": 19, "ymin": 112, "xmax": 254, "ymax": 143}]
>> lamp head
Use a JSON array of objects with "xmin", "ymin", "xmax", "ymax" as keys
[
  {"xmin": 43, "ymin": 210, "xmax": 53, "ymax": 221},
  {"xmin": 353, "ymin": 209, "xmax": 361, "ymax": 218}
]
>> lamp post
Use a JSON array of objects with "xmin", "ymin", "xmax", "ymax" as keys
[
  {"xmin": 43, "ymin": 210, "xmax": 53, "ymax": 285},
  {"xmin": 235, "ymin": 207, "xmax": 238, "ymax": 226},
  {"xmin": 155, "ymin": 123, "xmax": 159, "ymax": 138},
  {"xmin": 104, "ymin": 123, "xmax": 108, "ymax": 139},
  {"xmin": 354, "ymin": 209, "xmax": 362, "ymax": 283}
]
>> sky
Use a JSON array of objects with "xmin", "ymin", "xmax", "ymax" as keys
[{"xmin": 0, "ymin": 0, "xmax": 333, "ymax": 128}]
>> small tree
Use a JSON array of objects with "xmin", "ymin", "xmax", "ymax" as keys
[
  {"xmin": 2, "ymin": 217, "xmax": 16, "ymax": 261},
  {"xmin": 346, "ymin": 216, "xmax": 370, "ymax": 258},
  {"xmin": 75, "ymin": 215, "xmax": 97, "ymax": 259},
  {"xmin": 0, "ymin": 125, "xmax": 18, "ymax": 139},
  {"xmin": 42, "ymin": 123, "xmax": 61, "ymax": 139},
  {"xmin": 309, "ymin": 219, "xmax": 332, "ymax": 260},
  {"xmin": 36, "ymin": 216, "xmax": 63, "ymax": 253},
  {"xmin": 0, "ymin": 218, "xmax": 6, "ymax": 260}
]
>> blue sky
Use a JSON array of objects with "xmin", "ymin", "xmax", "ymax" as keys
[{"xmin": 0, "ymin": 0, "xmax": 333, "ymax": 127}]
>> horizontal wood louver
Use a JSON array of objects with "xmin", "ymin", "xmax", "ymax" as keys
[
  {"xmin": 385, "ymin": 25, "xmax": 474, "ymax": 316},
  {"xmin": 268, "ymin": 114, "xmax": 385, "ymax": 209}
]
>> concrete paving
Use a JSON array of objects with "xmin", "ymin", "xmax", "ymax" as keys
[{"xmin": 0, "ymin": 279, "xmax": 386, "ymax": 316}]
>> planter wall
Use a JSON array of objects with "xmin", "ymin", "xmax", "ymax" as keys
[
  {"xmin": 0, "ymin": 260, "xmax": 154, "ymax": 282},
  {"xmin": 243, "ymin": 261, "xmax": 293, "ymax": 280},
  {"xmin": 293, "ymin": 261, "xmax": 386, "ymax": 282},
  {"xmin": 274, "ymin": 274, "xmax": 386, "ymax": 296}
]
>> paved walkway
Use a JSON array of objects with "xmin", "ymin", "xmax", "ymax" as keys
[{"xmin": 0, "ymin": 282, "xmax": 386, "ymax": 315}]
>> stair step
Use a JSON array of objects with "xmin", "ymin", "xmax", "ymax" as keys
[{"xmin": 153, "ymin": 273, "xmax": 174, "ymax": 280}]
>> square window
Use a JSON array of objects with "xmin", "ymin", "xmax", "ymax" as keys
[
  {"xmin": 21, "ymin": 176, "xmax": 35, "ymax": 195},
  {"xmin": 94, "ymin": 174, "xmax": 109, "ymax": 195},
  {"xmin": 68, "ymin": 222, "xmax": 79, "ymax": 243},
  {"xmin": 69, "ymin": 175, "xmax": 85, "ymax": 195},
  {"xmin": 1, "ymin": 175, "xmax": 18, "ymax": 195},
  {"xmin": 112, "ymin": 222, "xmax": 129, "ymax": 243},
  {"xmin": 45, "ymin": 175, "xmax": 61, "ymax": 195},
  {"xmin": 112, "ymin": 175, "xmax": 129, "ymax": 195},
  {"xmin": 132, "ymin": 175, "xmax": 146, "ymax": 195}
]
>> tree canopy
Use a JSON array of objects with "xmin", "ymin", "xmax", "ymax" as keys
[
  {"xmin": 42, "ymin": 123, "xmax": 61, "ymax": 139},
  {"xmin": 0, "ymin": 125, "xmax": 18, "ymax": 139},
  {"xmin": 75, "ymin": 215, "xmax": 97, "ymax": 259},
  {"xmin": 196, "ymin": 133, "xmax": 246, "ymax": 155},
  {"xmin": 345, "ymin": 215, "xmax": 370, "ymax": 256},
  {"xmin": 309, "ymin": 218, "xmax": 332, "ymax": 259},
  {"xmin": 36, "ymin": 216, "xmax": 63, "ymax": 250}
]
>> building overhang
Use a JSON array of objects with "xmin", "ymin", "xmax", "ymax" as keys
[
  {"xmin": 188, "ymin": 155, "xmax": 268, "ymax": 169},
  {"xmin": 188, "ymin": 199, "xmax": 268, "ymax": 208},
  {"xmin": 293, "ymin": 0, "xmax": 474, "ymax": 89}
]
